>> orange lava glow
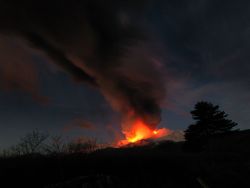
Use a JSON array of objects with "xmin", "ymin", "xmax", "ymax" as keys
[{"xmin": 118, "ymin": 118, "xmax": 170, "ymax": 146}]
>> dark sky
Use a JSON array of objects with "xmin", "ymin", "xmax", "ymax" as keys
[{"xmin": 0, "ymin": 0, "xmax": 250, "ymax": 147}]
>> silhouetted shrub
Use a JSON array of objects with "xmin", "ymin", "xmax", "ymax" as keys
[
  {"xmin": 66, "ymin": 138, "xmax": 98, "ymax": 154},
  {"xmin": 43, "ymin": 135, "xmax": 67, "ymax": 155}
]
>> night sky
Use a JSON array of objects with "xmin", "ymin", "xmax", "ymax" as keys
[{"xmin": 0, "ymin": 0, "xmax": 250, "ymax": 148}]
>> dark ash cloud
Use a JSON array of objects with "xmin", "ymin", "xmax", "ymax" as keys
[
  {"xmin": 0, "ymin": 34, "xmax": 50, "ymax": 105},
  {"xmin": 0, "ymin": 0, "xmax": 250, "ymax": 131},
  {"xmin": 0, "ymin": 0, "xmax": 167, "ymax": 128}
]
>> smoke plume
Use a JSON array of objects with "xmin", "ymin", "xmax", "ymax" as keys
[{"xmin": 0, "ymin": 0, "xmax": 166, "ymax": 128}]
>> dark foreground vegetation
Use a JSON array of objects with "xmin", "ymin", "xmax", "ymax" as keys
[{"xmin": 0, "ymin": 130, "xmax": 250, "ymax": 188}]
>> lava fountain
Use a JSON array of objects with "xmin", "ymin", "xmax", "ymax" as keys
[{"xmin": 117, "ymin": 113, "xmax": 170, "ymax": 146}]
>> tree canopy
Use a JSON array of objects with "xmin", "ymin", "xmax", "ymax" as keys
[{"xmin": 184, "ymin": 101, "xmax": 237, "ymax": 150}]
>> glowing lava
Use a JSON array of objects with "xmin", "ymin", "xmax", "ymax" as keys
[
  {"xmin": 118, "ymin": 118, "xmax": 170, "ymax": 146},
  {"xmin": 124, "ymin": 119, "xmax": 152, "ymax": 143}
]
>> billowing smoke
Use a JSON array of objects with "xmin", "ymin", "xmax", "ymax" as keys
[
  {"xmin": 0, "ymin": 0, "xmax": 166, "ymax": 129},
  {"xmin": 0, "ymin": 34, "xmax": 50, "ymax": 105}
]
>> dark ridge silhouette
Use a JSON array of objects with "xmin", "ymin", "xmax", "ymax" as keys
[{"xmin": 1, "ymin": 130, "xmax": 250, "ymax": 188}]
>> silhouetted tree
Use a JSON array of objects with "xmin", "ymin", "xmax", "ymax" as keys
[
  {"xmin": 67, "ymin": 138, "xmax": 98, "ymax": 154},
  {"xmin": 184, "ymin": 101, "xmax": 237, "ymax": 151},
  {"xmin": 13, "ymin": 130, "xmax": 49, "ymax": 155},
  {"xmin": 43, "ymin": 135, "xmax": 67, "ymax": 154}
]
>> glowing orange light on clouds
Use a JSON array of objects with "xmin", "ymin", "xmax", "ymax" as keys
[{"xmin": 117, "ymin": 117, "xmax": 170, "ymax": 146}]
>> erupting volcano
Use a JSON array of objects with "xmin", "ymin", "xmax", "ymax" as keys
[
  {"xmin": 117, "ymin": 114, "xmax": 170, "ymax": 146},
  {"xmin": 0, "ymin": 0, "xmax": 171, "ymax": 148}
]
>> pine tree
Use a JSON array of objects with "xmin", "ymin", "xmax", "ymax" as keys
[{"xmin": 184, "ymin": 101, "xmax": 237, "ymax": 151}]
